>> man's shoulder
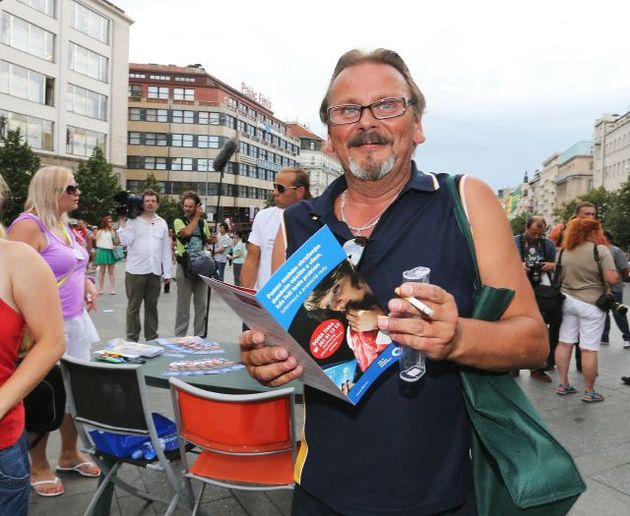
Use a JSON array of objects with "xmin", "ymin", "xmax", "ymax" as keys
[{"xmin": 253, "ymin": 206, "xmax": 281, "ymax": 225}]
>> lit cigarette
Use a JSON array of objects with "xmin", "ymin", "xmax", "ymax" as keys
[{"xmin": 394, "ymin": 287, "xmax": 434, "ymax": 318}]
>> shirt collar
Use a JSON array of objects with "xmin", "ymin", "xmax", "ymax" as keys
[{"xmin": 310, "ymin": 160, "xmax": 440, "ymax": 219}]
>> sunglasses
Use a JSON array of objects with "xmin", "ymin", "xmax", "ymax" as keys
[
  {"xmin": 343, "ymin": 237, "xmax": 367, "ymax": 266},
  {"xmin": 65, "ymin": 184, "xmax": 80, "ymax": 195},
  {"xmin": 273, "ymin": 183, "xmax": 300, "ymax": 194}
]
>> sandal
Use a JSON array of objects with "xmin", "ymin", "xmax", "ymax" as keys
[
  {"xmin": 31, "ymin": 476, "xmax": 65, "ymax": 497},
  {"xmin": 556, "ymin": 384, "xmax": 578, "ymax": 395},
  {"xmin": 582, "ymin": 391, "xmax": 604, "ymax": 403},
  {"xmin": 56, "ymin": 461, "xmax": 101, "ymax": 477}
]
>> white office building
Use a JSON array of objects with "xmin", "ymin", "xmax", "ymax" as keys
[{"xmin": 0, "ymin": 0, "xmax": 132, "ymax": 178}]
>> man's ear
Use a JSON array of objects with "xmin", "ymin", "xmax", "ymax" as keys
[
  {"xmin": 325, "ymin": 136, "xmax": 334, "ymax": 154},
  {"xmin": 413, "ymin": 119, "xmax": 425, "ymax": 146}
]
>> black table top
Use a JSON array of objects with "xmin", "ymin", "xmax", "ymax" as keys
[{"xmin": 139, "ymin": 340, "xmax": 303, "ymax": 400}]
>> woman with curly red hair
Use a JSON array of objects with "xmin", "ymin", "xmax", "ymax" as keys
[{"xmin": 554, "ymin": 217, "xmax": 619, "ymax": 402}]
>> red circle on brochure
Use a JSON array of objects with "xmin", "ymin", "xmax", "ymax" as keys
[{"xmin": 310, "ymin": 319, "xmax": 345, "ymax": 359}]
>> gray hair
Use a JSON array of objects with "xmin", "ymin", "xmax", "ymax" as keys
[{"xmin": 319, "ymin": 48, "xmax": 426, "ymax": 125}]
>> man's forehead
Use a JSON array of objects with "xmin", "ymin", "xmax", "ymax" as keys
[
  {"xmin": 329, "ymin": 62, "xmax": 410, "ymax": 102},
  {"xmin": 277, "ymin": 171, "xmax": 296, "ymax": 185}
]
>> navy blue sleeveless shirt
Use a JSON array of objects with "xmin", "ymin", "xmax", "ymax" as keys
[{"xmin": 284, "ymin": 163, "xmax": 476, "ymax": 515}]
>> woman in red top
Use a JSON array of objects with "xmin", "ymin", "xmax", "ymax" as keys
[{"xmin": 0, "ymin": 176, "xmax": 65, "ymax": 514}]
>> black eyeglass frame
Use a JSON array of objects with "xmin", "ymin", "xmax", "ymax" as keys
[
  {"xmin": 327, "ymin": 97, "xmax": 416, "ymax": 126},
  {"xmin": 65, "ymin": 184, "xmax": 80, "ymax": 195}
]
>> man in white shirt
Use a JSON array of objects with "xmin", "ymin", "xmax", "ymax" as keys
[
  {"xmin": 241, "ymin": 167, "xmax": 310, "ymax": 289},
  {"xmin": 117, "ymin": 190, "xmax": 172, "ymax": 341}
]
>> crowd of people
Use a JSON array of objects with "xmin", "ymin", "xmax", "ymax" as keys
[{"xmin": 514, "ymin": 201, "xmax": 629, "ymax": 402}]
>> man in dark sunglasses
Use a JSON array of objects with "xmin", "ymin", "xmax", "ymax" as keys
[
  {"xmin": 239, "ymin": 48, "xmax": 549, "ymax": 515},
  {"xmin": 241, "ymin": 167, "xmax": 310, "ymax": 290}
]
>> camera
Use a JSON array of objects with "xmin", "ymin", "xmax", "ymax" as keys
[
  {"xmin": 526, "ymin": 255, "xmax": 543, "ymax": 285},
  {"xmin": 113, "ymin": 191, "xmax": 143, "ymax": 219},
  {"xmin": 595, "ymin": 292, "xmax": 628, "ymax": 315}
]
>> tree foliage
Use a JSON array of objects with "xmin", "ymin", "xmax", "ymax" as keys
[
  {"xmin": 510, "ymin": 212, "xmax": 528, "ymax": 236},
  {"xmin": 74, "ymin": 146, "xmax": 120, "ymax": 224},
  {"xmin": 143, "ymin": 172, "xmax": 180, "ymax": 229},
  {"xmin": 606, "ymin": 178, "xmax": 630, "ymax": 251},
  {"xmin": 0, "ymin": 128, "xmax": 40, "ymax": 225}
]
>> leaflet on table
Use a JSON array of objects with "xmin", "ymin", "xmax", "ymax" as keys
[
  {"xmin": 153, "ymin": 336, "xmax": 224, "ymax": 355},
  {"xmin": 99, "ymin": 339, "xmax": 163, "ymax": 358},
  {"xmin": 202, "ymin": 225, "xmax": 399, "ymax": 405}
]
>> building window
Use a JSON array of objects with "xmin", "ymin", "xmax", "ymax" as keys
[
  {"xmin": 1, "ymin": 13, "xmax": 54, "ymax": 61},
  {"xmin": 171, "ymin": 157, "xmax": 193, "ymax": 171},
  {"xmin": 129, "ymin": 72, "xmax": 145, "ymax": 79},
  {"xmin": 1, "ymin": 61, "xmax": 54, "ymax": 106},
  {"xmin": 145, "ymin": 132, "xmax": 167, "ymax": 146},
  {"xmin": 147, "ymin": 85, "xmax": 168, "ymax": 99},
  {"xmin": 66, "ymin": 126, "xmax": 105, "ymax": 156},
  {"xmin": 68, "ymin": 42, "xmax": 108, "ymax": 82},
  {"xmin": 198, "ymin": 112, "xmax": 220, "ymax": 125},
  {"xmin": 67, "ymin": 84, "xmax": 107, "ymax": 120},
  {"xmin": 145, "ymin": 157, "xmax": 167, "ymax": 170},
  {"xmin": 17, "ymin": 0, "xmax": 56, "ymax": 17},
  {"xmin": 174, "ymin": 76, "xmax": 195, "ymax": 83},
  {"xmin": 173, "ymin": 88, "xmax": 194, "ymax": 101},
  {"xmin": 171, "ymin": 110, "xmax": 194, "ymax": 124},
  {"xmin": 171, "ymin": 134, "xmax": 193, "ymax": 147},
  {"xmin": 1, "ymin": 110, "xmax": 53, "ymax": 150},
  {"xmin": 129, "ymin": 107, "xmax": 142, "ymax": 121},
  {"xmin": 129, "ymin": 84, "xmax": 142, "ymax": 97},
  {"xmin": 145, "ymin": 108, "xmax": 168, "ymax": 122},
  {"xmin": 128, "ymin": 132, "xmax": 141, "ymax": 145},
  {"xmin": 68, "ymin": 1, "xmax": 109, "ymax": 44},
  {"xmin": 197, "ymin": 135, "xmax": 219, "ymax": 149},
  {"xmin": 196, "ymin": 158, "xmax": 214, "ymax": 171},
  {"xmin": 149, "ymin": 74, "xmax": 170, "ymax": 80}
]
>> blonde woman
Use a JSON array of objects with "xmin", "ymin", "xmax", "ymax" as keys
[
  {"xmin": 92, "ymin": 215, "xmax": 119, "ymax": 294},
  {"xmin": 8, "ymin": 166, "xmax": 101, "ymax": 496},
  {"xmin": 0, "ymin": 174, "xmax": 65, "ymax": 512}
]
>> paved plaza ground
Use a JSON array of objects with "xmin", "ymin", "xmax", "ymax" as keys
[{"xmin": 28, "ymin": 262, "xmax": 630, "ymax": 515}]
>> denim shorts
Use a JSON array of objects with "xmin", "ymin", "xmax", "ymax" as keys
[{"xmin": 0, "ymin": 432, "xmax": 30, "ymax": 516}]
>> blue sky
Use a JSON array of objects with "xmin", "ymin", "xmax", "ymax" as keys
[{"xmin": 115, "ymin": 0, "xmax": 630, "ymax": 190}]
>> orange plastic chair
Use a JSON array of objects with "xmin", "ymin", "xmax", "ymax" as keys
[{"xmin": 169, "ymin": 377, "xmax": 296, "ymax": 514}]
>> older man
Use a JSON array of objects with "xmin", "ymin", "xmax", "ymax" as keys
[{"xmin": 240, "ymin": 49, "xmax": 547, "ymax": 514}]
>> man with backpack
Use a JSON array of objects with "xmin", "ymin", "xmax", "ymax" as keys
[{"xmin": 173, "ymin": 192, "xmax": 212, "ymax": 337}]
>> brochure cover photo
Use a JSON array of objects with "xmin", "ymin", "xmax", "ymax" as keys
[{"xmin": 203, "ymin": 225, "xmax": 399, "ymax": 404}]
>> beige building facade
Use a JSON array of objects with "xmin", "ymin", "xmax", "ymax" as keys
[
  {"xmin": 529, "ymin": 153, "xmax": 560, "ymax": 224},
  {"xmin": 0, "ymin": 0, "xmax": 132, "ymax": 179},
  {"xmin": 554, "ymin": 141, "xmax": 593, "ymax": 211},
  {"xmin": 593, "ymin": 112, "xmax": 630, "ymax": 191},
  {"xmin": 127, "ymin": 63, "xmax": 300, "ymax": 229},
  {"xmin": 286, "ymin": 123, "xmax": 343, "ymax": 198}
]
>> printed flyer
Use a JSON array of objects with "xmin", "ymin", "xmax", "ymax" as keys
[{"xmin": 203, "ymin": 225, "xmax": 399, "ymax": 405}]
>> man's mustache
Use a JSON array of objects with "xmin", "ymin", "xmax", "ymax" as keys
[{"xmin": 347, "ymin": 132, "xmax": 392, "ymax": 148}]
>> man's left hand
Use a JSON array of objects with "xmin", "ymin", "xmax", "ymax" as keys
[
  {"xmin": 541, "ymin": 262, "xmax": 555, "ymax": 272},
  {"xmin": 377, "ymin": 282, "xmax": 460, "ymax": 361}
]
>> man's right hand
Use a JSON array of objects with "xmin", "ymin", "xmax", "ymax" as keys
[{"xmin": 239, "ymin": 330, "xmax": 303, "ymax": 387}]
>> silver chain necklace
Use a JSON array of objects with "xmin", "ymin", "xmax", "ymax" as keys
[{"xmin": 339, "ymin": 190, "xmax": 389, "ymax": 236}]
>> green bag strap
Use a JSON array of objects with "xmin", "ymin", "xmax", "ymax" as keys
[
  {"xmin": 446, "ymin": 174, "xmax": 482, "ymax": 292},
  {"xmin": 445, "ymin": 174, "xmax": 514, "ymax": 321}
]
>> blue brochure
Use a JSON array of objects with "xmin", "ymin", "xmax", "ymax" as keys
[{"xmin": 204, "ymin": 225, "xmax": 398, "ymax": 405}]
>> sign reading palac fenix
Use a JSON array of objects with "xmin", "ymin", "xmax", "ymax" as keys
[{"xmin": 241, "ymin": 82, "xmax": 272, "ymax": 110}]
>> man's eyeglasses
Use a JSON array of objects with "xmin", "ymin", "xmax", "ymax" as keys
[
  {"xmin": 273, "ymin": 183, "xmax": 300, "ymax": 194},
  {"xmin": 65, "ymin": 184, "xmax": 80, "ymax": 195},
  {"xmin": 327, "ymin": 97, "xmax": 416, "ymax": 125}
]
